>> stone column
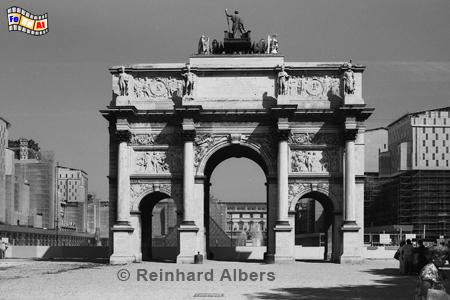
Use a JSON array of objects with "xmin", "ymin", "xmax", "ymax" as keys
[
  {"xmin": 116, "ymin": 131, "xmax": 131, "ymax": 226},
  {"xmin": 344, "ymin": 130, "xmax": 356, "ymax": 224},
  {"xmin": 277, "ymin": 131, "xmax": 290, "ymax": 225},
  {"xmin": 182, "ymin": 130, "xmax": 196, "ymax": 225},
  {"xmin": 177, "ymin": 126, "xmax": 199, "ymax": 263},
  {"xmin": 273, "ymin": 124, "xmax": 294, "ymax": 263},
  {"xmin": 110, "ymin": 130, "xmax": 134, "ymax": 265},
  {"xmin": 340, "ymin": 128, "xmax": 362, "ymax": 264}
]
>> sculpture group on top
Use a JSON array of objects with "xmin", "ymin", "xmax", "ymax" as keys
[{"xmin": 196, "ymin": 10, "xmax": 279, "ymax": 55}]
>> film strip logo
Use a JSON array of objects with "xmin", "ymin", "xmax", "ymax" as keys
[{"xmin": 7, "ymin": 6, "xmax": 48, "ymax": 36}]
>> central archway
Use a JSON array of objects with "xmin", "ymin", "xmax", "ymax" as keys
[{"xmin": 203, "ymin": 144, "xmax": 270, "ymax": 261}]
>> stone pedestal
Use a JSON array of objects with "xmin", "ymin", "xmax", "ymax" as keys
[
  {"xmin": 340, "ymin": 224, "xmax": 363, "ymax": 264},
  {"xmin": 110, "ymin": 225, "xmax": 135, "ymax": 265},
  {"xmin": 273, "ymin": 225, "xmax": 295, "ymax": 263},
  {"xmin": 176, "ymin": 225, "xmax": 199, "ymax": 264}
]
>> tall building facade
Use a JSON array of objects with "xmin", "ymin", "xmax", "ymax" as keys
[
  {"xmin": 365, "ymin": 107, "xmax": 450, "ymax": 238},
  {"xmin": 56, "ymin": 166, "xmax": 88, "ymax": 232},
  {"xmin": 8, "ymin": 139, "xmax": 55, "ymax": 229},
  {"xmin": 0, "ymin": 117, "xmax": 11, "ymax": 224}
]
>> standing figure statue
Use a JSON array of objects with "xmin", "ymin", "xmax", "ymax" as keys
[
  {"xmin": 268, "ymin": 34, "xmax": 279, "ymax": 54},
  {"xmin": 277, "ymin": 65, "xmax": 290, "ymax": 96},
  {"xmin": 118, "ymin": 66, "xmax": 129, "ymax": 96},
  {"xmin": 343, "ymin": 60, "xmax": 355, "ymax": 95},
  {"xmin": 225, "ymin": 9, "xmax": 246, "ymax": 38},
  {"xmin": 181, "ymin": 64, "xmax": 195, "ymax": 97},
  {"xmin": 198, "ymin": 35, "xmax": 210, "ymax": 55}
]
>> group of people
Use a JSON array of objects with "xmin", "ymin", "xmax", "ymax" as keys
[{"xmin": 396, "ymin": 239, "xmax": 450, "ymax": 299}]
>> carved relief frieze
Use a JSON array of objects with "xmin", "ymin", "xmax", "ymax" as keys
[
  {"xmin": 113, "ymin": 74, "xmax": 184, "ymax": 100},
  {"xmin": 194, "ymin": 134, "xmax": 229, "ymax": 167},
  {"xmin": 130, "ymin": 132, "xmax": 181, "ymax": 146},
  {"xmin": 286, "ymin": 75, "xmax": 340, "ymax": 99},
  {"xmin": 288, "ymin": 132, "xmax": 341, "ymax": 146},
  {"xmin": 134, "ymin": 150, "xmax": 182, "ymax": 173},
  {"xmin": 290, "ymin": 149, "xmax": 340, "ymax": 173}
]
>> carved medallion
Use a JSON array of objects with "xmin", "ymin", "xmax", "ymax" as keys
[
  {"xmin": 305, "ymin": 78, "xmax": 323, "ymax": 96},
  {"xmin": 149, "ymin": 80, "xmax": 168, "ymax": 97}
]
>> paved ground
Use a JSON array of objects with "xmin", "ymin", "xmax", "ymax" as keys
[{"xmin": 1, "ymin": 259, "xmax": 448, "ymax": 300}]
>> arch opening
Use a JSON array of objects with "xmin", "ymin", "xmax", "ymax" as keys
[
  {"xmin": 204, "ymin": 144, "xmax": 268, "ymax": 261},
  {"xmin": 294, "ymin": 191, "xmax": 335, "ymax": 261},
  {"xmin": 139, "ymin": 192, "xmax": 179, "ymax": 262}
]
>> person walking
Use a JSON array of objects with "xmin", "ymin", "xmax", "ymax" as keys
[
  {"xmin": 414, "ymin": 240, "xmax": 428, "ymax": 274},
  {"xmin": 0, "ymin": 241, "xmax": 8, "ymax": 259},
  {"xmin": 401, "ymin": 239, "xmax": 415, "ymax": 275},
  {"xmin": 396, "ymin": 240, "xmax": 406, "ymax": 274}
]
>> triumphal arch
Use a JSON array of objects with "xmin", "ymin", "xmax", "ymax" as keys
[{"xmin": 102, "ymin": 20, "xmax": 373, "ymax": 264}]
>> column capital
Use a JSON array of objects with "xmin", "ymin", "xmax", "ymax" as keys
[
  {"xmin": 182, "ymin": 129, "xmax": 196, "ymax": 142},
  {"xmin": 115, "ymin": 130, "xmax": 131, "ymax": 143},
  {"xmin": 277, "ymin": 129, "xmax": 291, "ymax": 141},
  {"xmin": 343, "ymin": 129, "xmax": 358, "ymax": 141}
]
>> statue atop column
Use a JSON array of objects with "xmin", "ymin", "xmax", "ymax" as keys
[
  {"xmin": 181, "ymin": 64, "xmax": 195, "ymax": 98},
  {"xmin": 342, "ymin": 60, "xmax": 355, "ymax": 95},
  {"xmin": 277, "ymin": 65, "xmax": 290, "ymax": 96}
]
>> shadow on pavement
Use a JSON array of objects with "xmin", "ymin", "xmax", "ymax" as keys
[{"xmin": 246, "ymin": 267, "xmax": 431, "ymax": 300}]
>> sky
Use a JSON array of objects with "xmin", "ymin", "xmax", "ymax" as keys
[{"xmin": 1, "ymin": 0, "xmax": 450, "ymax": 202}]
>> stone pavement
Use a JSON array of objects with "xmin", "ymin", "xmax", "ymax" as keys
[{"xmin": 1, "ymin": 259, "xmax": 448, "ymax": 300}]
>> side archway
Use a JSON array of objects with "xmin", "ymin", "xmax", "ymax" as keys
[
  {"xmin": 138, "ymin": 191, "xmax": 180, "ymax": 262},
  {"xmin": 289, "ymin": 185, "xmax": 337, "ymax": 261}
]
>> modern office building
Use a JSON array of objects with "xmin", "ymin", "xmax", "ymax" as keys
[
  {"xmin": 56, "ymin": 166, "xmax": 88, "ymax": 232},
  {"xmin": 365, "ymin": 107, "xmax": 450, "ymax": 238},
  {"xmin": 8, "ymin": 138, "xmax": 55, "ymax": 229}
]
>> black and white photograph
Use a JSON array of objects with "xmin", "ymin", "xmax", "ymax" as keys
[{"xmin": 1, "ymin": 1, "xmax": 450, "ymax": 299}]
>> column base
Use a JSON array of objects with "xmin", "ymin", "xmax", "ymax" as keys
[
  {"xmin": 273, "ymin": 224, "xmax": 294, "ymax": 263},
  {"xmin": 340, "ymin": 222, "xmax": 363, "ymax": 265},
  {"xmin": 110, "ymin": 254, "xmax": 135, "ymax": 265},
  {"xmin": 110, "ymin": 224, "xmax": 135, "ymax": 265},
  {"xmin": 340, "ymin": 255, "xmax": 364, "ymax": 265},
  {"xmin": 176, "ymin": 223, "xmax": 199, "ymax": 264}
]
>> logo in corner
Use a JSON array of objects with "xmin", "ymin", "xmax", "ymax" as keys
[{"xmin": 7, "ymin": 6, "xmax": 48, "ymax": 36}]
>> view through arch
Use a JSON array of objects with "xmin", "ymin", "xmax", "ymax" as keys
[
  {"xmin": 207, "ymin": 157, "xmax": 267, "ymax": 261},
  {"xmin": 139, "ymin": 192, "xmax": 179, "ymax": 262},
  {"xmin": 295, "ymin": 192, "xmax": 334, "ymax": 261}
]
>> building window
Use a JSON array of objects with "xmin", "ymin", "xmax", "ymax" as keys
[
  {"xmin": 426, "ymin": 133, "xmax": 428, "ymax": 139},
  {"xmin": 436, "ymin": 160, "xmax": 439, "ymax": 167},
  {"xmin": 432, "ymin": 128, "xmax": 435, "ymax": 133},
  {"xmin": 432, "ymin": 140, "xmax": 435, "ymax": 146},
  {"xmin": 423, "ymin": 140, "xmax": 426, "ymax": 147},
  {"xmin": 432, "ymin": 153, "xmax": 435, "ymax": 159},
  {"xmin": 426, "ymin": 147, "xmax": 428, "ymax": 153},
  {"xmin": 426, "ymin": 160, "xmax": 429, "ymax": 167},
  {"xmin": 442, "ymin": 153, "xmax": 445, "ymax": 160},
  {"xmin": 433, "ymin": 118, "xmax": 436, "ymax": 125},
  {"xmin": 423, "ymin": 127, "xmax": 426, "ymax": 133},
  {"xmin": 423, "ymin": 153, "xmax": 425, "ymax": 160},
  {"xmin": 444, "ymin": 119, "xmax": 447, "ymax": 125},
  {"xmin": 424, "ymin": 119, "xmax": 427, "ymax": 125}
]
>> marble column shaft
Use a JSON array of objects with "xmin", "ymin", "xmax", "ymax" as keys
[
  {"xmin": 183, "ymin": 137, "xmax": 195, "ymax": 224},
  {"xmin": 277, "ymin": 135, "xmax": 289, "ymax": 224},
  {"xmin": 344, "ymin": 137, "xmax": 356, "ymax": 222},
  {"xmin": 117, "ymin": 138, "xmax": 130, "ymax": 226}
]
